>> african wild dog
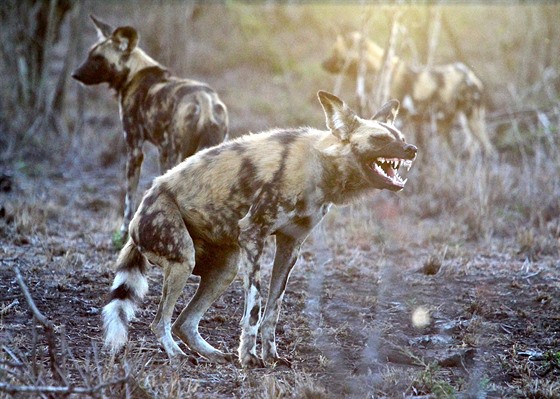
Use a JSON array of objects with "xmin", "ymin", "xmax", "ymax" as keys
[
  {"xmin": 101, "ymin": 90, "xmax": 417, "ymax": 368},
  {"xmin": 323, "ymin": 31, "xmax": 493, "ymax": 154},
  {"xmin": 72, "ymin": 15, "xmax": 228, "ymax": 237}
]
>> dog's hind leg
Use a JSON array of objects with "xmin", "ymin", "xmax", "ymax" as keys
[
  {"xmin": 172, "ymin": 246, "xmax": 239, "ymax": 363},
  {"xmin": 260, "ymin": 232, "xmax": 302, "ymax": 367},
  {"xmin": 131, "ymin": 191, "xmax": 195, "ymax": 358},
  {"xmin": 148, "ymin": 253, "xmax": 194, "ymax": 358}
]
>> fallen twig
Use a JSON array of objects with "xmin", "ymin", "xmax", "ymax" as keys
[
  {"xmin": 0, "ymin": 299, "xmax": 19, "ymax": 315},
  {"xmin": 0, "ymin": 375, "xmax": 131, "ymax": 395},
  {"xmin": 12, "ymin": 265, "xmax": 66, "ymax": 386},
  {"xmin": 1, "ymin": 345, "xmax": 24, "ymax": 368}
]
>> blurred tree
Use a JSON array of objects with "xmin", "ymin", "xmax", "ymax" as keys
[{"xmin": 0, "ymin": 0, "xmax": 72, "ymax": 143}]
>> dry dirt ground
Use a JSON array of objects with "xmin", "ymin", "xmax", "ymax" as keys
[{"xmin": 1, "ymin": 148, "xmax": 559, "ymax": 399}]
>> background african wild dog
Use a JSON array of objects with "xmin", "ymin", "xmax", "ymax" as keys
[
  {"xmin": 323, "ymin": 31, "xmax": 493, "ymax": 155},
  {"xmin": 101, "ymin": 90, "xmax": 417, "ymax": 368},
  {"xmin": 72, "ymin": 15, "xmax": 228, "ymax": 237}
]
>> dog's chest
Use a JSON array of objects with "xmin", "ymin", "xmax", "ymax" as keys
[{"xmin": 269, "ymin": 201, "xmax": 330, "ymax": 239}]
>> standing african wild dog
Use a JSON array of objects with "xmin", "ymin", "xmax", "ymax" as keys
[
  {"xmin": 72, "ymin": 15, "xmax": 228, "ymax": 236},
  {"xmin": 101, "ymin": 90, "xmax": 417, "ymax": 367},
  {"xmin": 323, "ymin": 31, "xmax": 493, "ymax": 154}
]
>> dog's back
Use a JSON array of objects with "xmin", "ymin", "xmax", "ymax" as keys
[
  {"xmin": 122, "ymin": 68, "xmax": 228, "ymax": 167},
  {"xmin": 133, "ymin": 128, "xmax": 320, "ymax": 245}
]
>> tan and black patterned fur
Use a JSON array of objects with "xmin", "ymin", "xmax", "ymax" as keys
[
  {"xmin": 323, "ymin": 32, "xmax": 493, "ymax": 155},
  {"xmin": 72, "ymin": 16, "xmax": 228, "ymax": 236},
  {"xmin": 101, "ymin": 91, "xmax": 417, "ymax": 368}
]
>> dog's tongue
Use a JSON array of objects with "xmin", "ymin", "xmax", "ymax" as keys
[{"xmin": 381, "ymin": 163, "xmax": 396, "ymax": 179}]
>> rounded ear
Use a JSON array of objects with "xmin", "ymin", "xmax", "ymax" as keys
[
  {"xmin": 90, "ymin": 14, "xmax": 113, "ymax": 40},
  {"xmin": 317, "ymin": 90, "xmax": 357, "ymax": 141},
  {"xmin": 371, "ymin": 99, "xmax": 400, "ymax": 125},
  {"xmin": 112, "ymin": 26, "xmax": 139, "ymax": 53}
]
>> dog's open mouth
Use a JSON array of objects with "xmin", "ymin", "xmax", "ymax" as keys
[{"xmin": 368, "ymin": 157, "xmax": 412, "ymax": 189}]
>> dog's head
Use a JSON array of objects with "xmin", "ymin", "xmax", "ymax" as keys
[
  {"xmin": 318, "ymin": 91, "xmax": 417, "ymax": 192},
  {"xmin": 72, "ymin": 15, "xmax": 140, "ymax": 89},
  {"xmin": 322, "ymin": 34, "xmax": 353, "ymax": 74},
  {"xmin": 322, "ymin": 32, "xmax": 386, "ymax": 75}
]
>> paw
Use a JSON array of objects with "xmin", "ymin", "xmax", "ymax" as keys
[
  {"xmin": 168, "ymin": 346, "xmax": 189, "ymax": 359},
  {"xmin": 206, "ymin": 352, "xmax": 236, "ymax": 365},
  {"xmin": 161, "ymin": 339, "xmax": 188, "ymax": 360},
  {"xmin": 266, "ymin": 355, "xmax": 292, "ymax": 369},
  {"xmin": 240, "ymin": 353, "xmax": 265, "ymax": 368}
]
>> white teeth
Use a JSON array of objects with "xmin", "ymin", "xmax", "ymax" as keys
[
  {"xmin": 372, "ymin": 157, "xmax": 412, "ymax": 186},
  {"xmin": 377, "ymin": 158, "xmax": 399, "ymax": 169}
]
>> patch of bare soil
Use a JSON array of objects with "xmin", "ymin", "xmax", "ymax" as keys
[{"xmin": 1, "ymin": 160, "xmax": 559, "ymax": 398}]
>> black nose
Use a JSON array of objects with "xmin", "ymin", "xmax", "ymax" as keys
[{"xmin": 404, "ymin": 144, "xmax": 417, "ymax": 158}]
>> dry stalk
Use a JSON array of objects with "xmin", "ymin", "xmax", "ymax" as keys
[
  {"xmin": 355, "ymin": 9, "xmax": 373, "ymax": 115},
  {"xmin": 371, "ymin": 9, "xmax": 401, "ymax": 111},
  {"xmin": 425, "ymin": 6, "xmax": 441, "ymax": 67},
  {"xmin": 12, "ymin": 264, "xmax": 66, "ymax": 386}
]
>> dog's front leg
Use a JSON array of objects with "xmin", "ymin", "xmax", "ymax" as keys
[
  {"xmin": 120, "ymin": 142, "xmax": 144, "ymax": 237},
  {"xmin": 261, "ymin": 232, "xmax": 302, "ymax": 367},
  {"xmin": 237, "ymin": 204, "xmax": 273, "ymax": 368}
]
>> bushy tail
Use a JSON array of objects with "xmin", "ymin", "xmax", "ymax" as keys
[{"xmin": 102, "ymin": 239, "xmax": 148, "ymax": 353}]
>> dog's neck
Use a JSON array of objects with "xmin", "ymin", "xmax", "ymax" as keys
[
  {"xmin": 128, "ymin": 48, "xmax": 162, "ymax": 76},
  {"xmin": 116, "ymin": 48, "xmax": 165, "ymax": 94},
  {"xmin": 315, "ymin": 133, "xmax": 374, "ymax": 205}
]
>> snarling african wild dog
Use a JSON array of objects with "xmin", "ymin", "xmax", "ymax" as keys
[
  {"xmin": 102, "ymin": 90, "xmax": 417, "ymax": 368},
  {"xmin": 323, "ymin": 31, "xmax": 493, "ymax": 154},
  {"xmin": 72, "ymin": 15, "xmax": 228, "ymax": 237}
]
